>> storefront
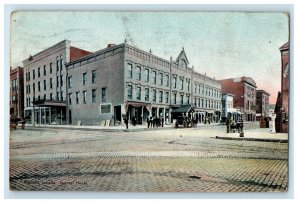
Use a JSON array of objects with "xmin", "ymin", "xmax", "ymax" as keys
[{"xmin": 24, "ymin": 100, "xmax": 66, "ymax": 125}]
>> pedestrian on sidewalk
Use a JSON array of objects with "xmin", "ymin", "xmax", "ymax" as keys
[
  {"xmin": 161, "ymin": 116, "xmax": 164, "ymax": 127},
  {"xmin": 147, "ymin": 116, "xmax": 150, "ymax": 128},
  {"xmin": 123, "ymin": 115, "xmax": 128, "ymax": 129}
]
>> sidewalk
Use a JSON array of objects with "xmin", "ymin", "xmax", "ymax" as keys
[
  {"xmin": 22, "ymin": 122, "xmax": 288, "ymax": 143},
  {"xmin": 215, "ymin": 128, "xmax": 288, "ymax": 143}
]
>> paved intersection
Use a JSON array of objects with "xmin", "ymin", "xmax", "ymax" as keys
[{"xmin": 9, "ymin": 123, "xmax": 289, "ymax": 192}]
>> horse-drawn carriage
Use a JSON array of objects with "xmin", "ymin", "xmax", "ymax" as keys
[
  {"xmin": 226, "ymin": 119, "xmax": 244, "ymax": 137},
  {"xmin": 175, "ymin": 116, "xmax": 197, "ymax": 128}
]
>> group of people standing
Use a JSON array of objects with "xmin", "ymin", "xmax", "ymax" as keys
[{"xmin": 146, "ymin": 115, "xmax": 164, "ymax": 128}]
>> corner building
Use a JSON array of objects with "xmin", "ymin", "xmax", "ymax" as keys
[
  {"xmin": 22, "ymin": 40, "xmax": 91, "ymax": 125},
  {"xmin": 66, "ymin": 41, "xmax": 222, "ymax": 126}
]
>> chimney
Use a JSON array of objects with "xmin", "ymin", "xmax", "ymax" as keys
[{"xmin": 107, "ymin": 44, "xmax": 116, "ymax": 48}]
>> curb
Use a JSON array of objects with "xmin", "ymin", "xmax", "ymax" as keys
[{"xmin": 215, "ymin": 136, "xmax": 288, "ymax": 143}]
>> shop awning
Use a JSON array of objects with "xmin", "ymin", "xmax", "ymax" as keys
[
  {"xmin": 32, "ymin": 99, "xmax": 66, "ymax": 107},
  {"xmin": 171, "ymin": 105, "xmax": 194, "ymax": 114}
]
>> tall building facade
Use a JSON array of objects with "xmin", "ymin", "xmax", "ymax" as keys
[
  {"xmin": 275, "ymin": 42, "xmax": 289, "ymax": 133},
  {"xmin": 22, "ymin": 40, "xmax": 91, "ymax": 125},
  {"xmin": 219, "ymin": 77, "xmax": 257, "ymax": 121},
  {"xmin": 66, "ymin": 41, "xmax": 222, "ymax": 126},
  {"xmin": 10, "ymin": 66, "xmax": 24, "ymax": 118},
  {"xmin": 256, "ymin": 90, "xmax": 270, "ymax": 119}
]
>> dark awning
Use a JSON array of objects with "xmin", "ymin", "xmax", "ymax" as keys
[
  {"xmin": 32, "ymin": 99, "xmax": 66, "ymax": 107},
  {"xmin": 171, "ymin": 105, "xmax": 194, "ymax": 114}
]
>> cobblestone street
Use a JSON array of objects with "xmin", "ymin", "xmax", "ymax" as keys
[{"xmin": 9, "ymin": 123, "xmax": 288, "ymax": 192}]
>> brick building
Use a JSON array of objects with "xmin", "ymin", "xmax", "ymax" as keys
[
  {"xmin": 219, "ymin": 77, "xmax": 257, "ymax": 121},
  {"xmin": 66, "ymin": 41, "xmax": 222, "ymax": 126},
  {"xmin": 275, "ymin": 42, "xmax": 289, "ymax": 133},
  {"xmin": 256, "ymin": 90, "xmax": 270, "ymax": 120},
  {"xmin": 22, "ymin": 40, "xmax": 92, "ymax": 125},
  {"xmin": 10, "ymin": 66, "xmax": 24, "ymax": 118}
]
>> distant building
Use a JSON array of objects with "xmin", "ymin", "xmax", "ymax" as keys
[
  {"xmin": 219, "ymin": 76, "xmax": 257, "ymax": 121},
  {"xmin": 10, "ymin": 66, "xmax": 24, "ymax": 118},
  {"xmin": 256, "ymin": 90, "xmax": 270, "ymax": 120},
  {"xmin": 221, "ymin": 93, "xmax": 241, "ymax": 122},
  {"xmin": 22, "ymin": 40, "xmax": 92, "ymax": 125},
  {"xmin": 275, "ymin": 42, "xmax": 289, "ymax": 133}
]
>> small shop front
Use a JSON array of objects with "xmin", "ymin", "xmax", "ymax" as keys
[{"xmin": 24, "ymin": 100, "xmax": 66, "ymax": 125}]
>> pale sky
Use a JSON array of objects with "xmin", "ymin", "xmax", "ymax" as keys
[{"xmin": 10, "ymin": 11, "xmax": 289, "ymax": 103}]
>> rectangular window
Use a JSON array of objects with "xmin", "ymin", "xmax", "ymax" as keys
[
  {"xmin": 44, "ymin": 94, "xmax": 46, "ymax": 100},
  {"xmin": 145, "ymin": 88, "xmax": 149, "ymax": 101},
  {"xmin": 127, "ymin": 64, "xmax": 132, "ymax": 79},
  {"xmin": 152, "ymin": 89, "xmax": 157, "ymax": 102},
  {"xmin": 92, "ymin": 70, "xmax": 96, "ymax": 83},
  {"xmin": 202, "ymin": 99, "xmax": 204, "ymax": 108},
  {"xmin": 180, "ymin": 79, "xmax": 184, "ymax": 90},
  {"xmin": 173, "ymin": 77, "xmax": 176, "ymax": 88},
  {"xmin": 68, "ymin": 93, "xmax": 72, "ymax": 105},
  {"xmin": 43, "ymin": 65, "xmax": 46, "ymax": 76},
  {"xmin": 33, "ymin": 69, "xmax": 35, "ymax": 79},
  {"xmin": 102, "ymin": 87, "xmax": 106, "ymax": 102},
  {"xmin": 33, "ymin": 83, "xmax": 35, "ymax": 93},
  {"xmin": 165, "ymin": 74, "xmax": 169, "ymax": 87},
  {"xmin": 165, "ymin": 92, "xmax": 169, "ymax": 103},
  {"xmin": 83, "ymin": 91, "xmax": 87, "ymax": 104},
  {"xmin": 101, "ymin": 104, "xmax": 111, "ymax": 114},
  {"xmin": 38, "ymin": 67, "xmax": 40, "ymax": 77},
  {"xmin": 57, "ymin": 76, "xmax": 59, "ymax": 87},
  {"xmin": 136, "ymin": 66, "xmax": 141, "ymax": 80},
  {"xmin": 50, "ymin": 93, "xmax": 53, "ymax": 101},
  {"xmin": 83, "ymin": 73, "xmax": 87, "ymax": 85},
  {"xmin": 187, "ymin": 81, "xmax": 190, "ymax": 92},
  {"xmin": 173, "ymin": 93, "xmax": 177, "ymax": 104},
  {"xmin": 194, "ymin": 83, "xmax": 197, "ymax": 93},
  {"xmin": 152, "ymin": 71, "xmax": 156, "ymax": 84},
  {"xmin": 159, "ymin": 73, "xmax": 163, "ymax": 85},
  {"xmin": 136, "ymin": 87, "xmax": 141, "ymax": 100},
  {"xmin": 127, "ymin": 85, "xmax": 132, "ymax": 100},
  {"xmin": 50, "ymin": 63, "xmax": 52, "ymax": 74},
  {"xmin": 76, "ymin": 92, "xmax": 79, "ymax": 104},
  {"xmin": 92, "ymin": 89, "xmax": 96, "ymax": 103},
  {"xmin": 43, "ymin": 80, "xmax": 46, "ymax": 90},
  {"xmin": 57, "ymin": 59, "xmax": 59, "ymax": 71},
  {"xmin": 68, "ymin": 76, "xmax": 72, "ymax": 88},
  {"xmin": 50, "ymin": 78, "xmax": 53, "ymax": 89},
  {"xmin": 61, "ymin": 91, "xmax": 63, "ymax": 101},
  {"xmin": 187, "ymin": 95, "xmax": 190, "ymax": 105},
  {"xmin": 180, "ymin": 95, "xmax": 184, "ymax": 105},
  {"xmin": 60, "ymin": 75, "xmax": 63, "ymax": 87},
  {"xmin": 28, "ymin": 85, "xmax": 30, "ymax": 94},
  {"xmin": 159, "ymin": 91, "xmax": 163, "ymax": 103},
  {"xmin": 60, "ymin": 59, "xmax": 63, "ymax": 71},
  {"xmin": 199, "ymin": 85, "xmax": 201, "ymax": 94},
  {"xmin": 27, "ymin": 71, "xmax": 31, "ymax": 81},
  {"xmin": 38, "ymin": 81, "xmax": 40, "ymax": 92},
  {"xmin": 145, "ymin": 68, "xmax": 149, "ymax": 82},
  {"xmin": 194, "ymin": 98, "xmax": 197, "ymax": 106},
  {"xmin": 56, "ymin": 92, "xmax": 60, "ymax": 100}
]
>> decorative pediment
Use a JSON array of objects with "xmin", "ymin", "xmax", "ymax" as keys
[{"xmin": 176, "ymin": 48, "xmax": 189, "ymax": 68}]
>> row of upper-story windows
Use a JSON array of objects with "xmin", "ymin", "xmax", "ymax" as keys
[
  {"xmin": 127, "ymin": 63, "xmax": 170, "ymax": 87},
  {"xmin": 25, "ymin": 58, "xmax": 64, "ymax": 81},
  {"xmin": 193, "ymin": 97, "xmax": 221, "ymax": 109},
  {"xmin": 193, "ymin": 83, "xmax": 221, "ymax": 98},
  {"xmin": 68, "ymin": 70, "xmax": 96, "ymax": 88},
  {"xmin": 172, "ymin": 77, "xmax": 191, "ymax": 91},
  {"xmin": 68, "ymin": 87, "xmax": 107, "ymax": 105},
  {"xmin": 25, "ymin": 76, "xmax": 64, "ymax": 94},
  {"xmin": 171, "ymin": 93, "xmax": 191, "ymax": 105},
  {"xmin": 127, "ymin": 84, "xmax": 170, "ymax": 104}
]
